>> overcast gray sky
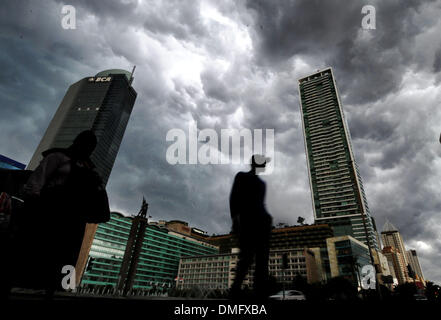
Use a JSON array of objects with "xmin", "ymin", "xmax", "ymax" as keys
[{"xmin": 1, "ymin": 0, "xmax": 440, "ymax": 284}]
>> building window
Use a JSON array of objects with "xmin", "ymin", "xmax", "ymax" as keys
[
  {"xmin": 322, "ymin": 119, "xmax": 331, "ymax": 127},
  {"xmin": 329, "ymin": 160, "xmax": 339, "ymax": 170}
]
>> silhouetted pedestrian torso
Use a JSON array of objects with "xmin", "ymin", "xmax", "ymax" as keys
[
  {"xmin": 17, "ymin": 147, "xmax": 98, "ymax": 290},
  {"xmin": 1, "ymin": 130, "xmax": 109, "ymax": 296},
  {"xmin": 230, "ymin": 170, "xmax": 272, "ymax": 298},
  {"xmin": 230, "ymin": 171, "xmax": 272, "ymax": 232}
]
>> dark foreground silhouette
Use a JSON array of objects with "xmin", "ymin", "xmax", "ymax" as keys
[
  {"xmin": 229, "ymin": 154, "xmax": 273, "ymax": 300},
  {"xmin": 1, "ymin": 130, "xmax": 110, "ymax": 298}
]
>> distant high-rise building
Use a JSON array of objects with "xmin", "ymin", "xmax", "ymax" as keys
[
  {"xmin": 381, "ymin": 220, "xmax": 408, "ymax": 265},
  {"xmin": 381, "ymin": 220, "xmax": 412, "ymax": 283},
  {"xmin": 27, "ymin": 69, "xmax": 137, "ymax": 185},
  {"xmin": 298, "ymin": 68, "xmax": 378, "ymax": 250},
  {"xmin": 406, "ymin": 249, "xmax": 424, "ymax": 281},
  {"xmin": 382, "ymin": 246, "xmax": 409, "ymax": 285}
]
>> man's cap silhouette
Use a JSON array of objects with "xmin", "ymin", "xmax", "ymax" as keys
[
  {"xmin": 71, "ymin": 130, "xmax": 97, "ymax": 158},
  {"xmin": 73, "ymin": 130, "xmax": 97, "ymax": 148},
  {"xmin": 251, "ymin": 154, "xmax": 271, "ymax": 166}
]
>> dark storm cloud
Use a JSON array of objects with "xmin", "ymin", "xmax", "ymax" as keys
[
  {"xmin": 1, "ymin": 0, "xmax": 441, "ymax": 284},
  {"xmin": 246, "ymin": 0, "xmax": 438, "ymax": 104},
  {"xmin": 0, "ymin": 1, "xmax": 80, "ymax": 162},
  {"xmin": 434, "ymin": 46, "xmax": 441, "ymax": 72},
  {"xmin": 201, "ymin": 69, "xmax": 236, "ymax": 103},
  {"xmin": 348, "ymin": 113, "xmax": 397, "ymax": 142},
  {"xmin": 55, "ymin": 0, "xmax": 208, "ymax": 42},
  {"xmin": 246, "ymin": 0, "xmax": 361, "ymax": 61}
]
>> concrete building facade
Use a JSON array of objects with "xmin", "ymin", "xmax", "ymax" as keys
[
  {"xmin": 176, "ymin": 248, "xmax": 321, "ymax": 290},
  {"xmin": 207, "ymin": 224, "xmax": 334, "ymax": 254}
]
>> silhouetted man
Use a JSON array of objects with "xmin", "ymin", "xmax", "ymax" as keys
[
  {"xmin": 19, "ymin": 130, "xmax": 105, "ymax": 295},
  {"xmin": 229, "ymin": 154, "xmax": 273, "ymax": 299}
]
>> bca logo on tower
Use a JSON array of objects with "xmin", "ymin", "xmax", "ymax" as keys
[{"xmin": 88, "ymin": 77, "xmax": 112, "ymax": 82}]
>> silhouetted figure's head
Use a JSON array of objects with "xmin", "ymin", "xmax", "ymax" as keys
[
  {"xmin": 251, "ymin": 154, "xmax": 270, "ymax": 174},
  {"xmin": 70, "ymin": 130, "xmax": 97, "ymax": 160}
]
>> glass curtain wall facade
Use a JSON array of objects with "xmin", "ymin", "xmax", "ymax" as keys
[
  {"xmin": 27, "ymin": 69, "xmax": 137, "ymax": 185},
  {"xmin": 80, "ymin": 212, "xmax": 218, "ymax": 291},
  {"xmin": 298, "ymin": 68, "xmax": 378, "ymax": 250},
  {"xmin": 326, "ymin": 236, "xmax": 371, "ymax": 287}
]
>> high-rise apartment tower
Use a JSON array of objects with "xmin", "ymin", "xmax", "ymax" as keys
[{"xmin": 298, "ymin": 68, "xmax": 378, "ymax": 250}]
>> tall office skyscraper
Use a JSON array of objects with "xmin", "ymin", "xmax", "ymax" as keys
[
  {"xmin": 27, "ymin": 69, "xmax": 137, "ymax": 284},
  {"xmin": 298, "ymin": 68, "xmax": 378, "ymax": 250},
  {"xmin": 27, "ymin": 69, "xmax": 137, "ymax": 185}
]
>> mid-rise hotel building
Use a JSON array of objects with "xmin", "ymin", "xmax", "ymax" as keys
[
  {"xmin": 208, "ymin": 224, "xmax": 333, "ymax": 254},
  {"xmin": 176, "ymin": 248, "xmax": 321, "ymax": 290}
]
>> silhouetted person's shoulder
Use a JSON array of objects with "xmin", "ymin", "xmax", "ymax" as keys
[
  {"xmin": 41, "ymin": 147, "xmax": 69, "ymax": 157},
  {"xmin": 39, "ymin": 148, "xmax": 70, "ymax": 165},
  {"xmin": 234, "ymin": 171, "xmax": 248, "ymax": 178},
  {"xmin": 233, "ymin": 170, "xmax": 257, "ymax": 182},
  {"xmin": 23, "ymin": 148, "xmax": 72, "ymax": 197}
]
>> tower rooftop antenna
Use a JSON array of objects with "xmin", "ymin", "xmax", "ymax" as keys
[{"xmin": 129, "ymin": 65, "xmax": 136, "ymax": 85}]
